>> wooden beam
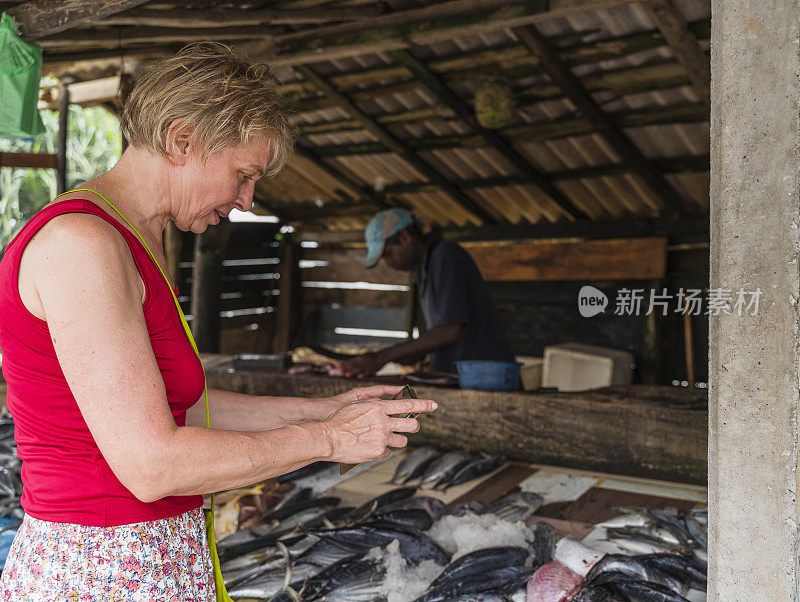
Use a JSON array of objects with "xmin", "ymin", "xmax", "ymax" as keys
[
  {"xmin": 98, "ymin": 6, "xmax": 380, "ymax": 28},
  {"xmin": 297, "ymin": 215, "xmax": 709, "ymax": 245},
  {"xmin": 645, "ymin": 0, "xmax": 710, "ymax": 104},
  {"xmin": 381, "ymin": 155, "xmax": 709, "ymax": 193},
  {"xmin": 292, "ymin": 145, "xmax": 364, "ymax": 202},
  {"xmin": 295, "ymin": 65, "xmax": 496, "ymax": 225},
  {"xmin": 391, "ymin": 49, "xmax": 589, "ymax": 221},
  {"xmin": 250, "ymin": 0, "xmax": 642, "ymax": 67},
  {"xmin": 462, "ymin": 236, "xmax": 668, "ymax": 281},
  {"xmin": 56, "ymin": 79, "xmax": 69, "ymax": 195},
  {"xmin": 0, "ymin": 152, "xmax": 57, "ymax": 169},
  {"xmin": 203, "ymin": 369, "xmax": 708, "ymax": 484},
  {"xmin": 39, "ymin": 75, "xmax": 123, "ymax": 109},
  {"xmin": 514, "ymin": 25, "xmax": 691, "ymax": 216},
  {"xmin": 7, "ymin": 0, "xmax": 151, "ymax": 40},
  {"xmin": 36, "ymin": 26, "xmax": 272, "ymax": 48}
]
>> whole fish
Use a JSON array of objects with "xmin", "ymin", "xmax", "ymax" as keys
[
  {"xmin": 276, "ymin": 461, "xmax": 336, "ymax": 483},
  {"xmin": 309, "ymin": 522, "xmax": 451, "ymax": 565},
  {"xmin": 269, "ymin": 555, "xmax": 368, "ymax": 602},
  {"xmin": 414, "ymin": 567, "xmax": 533, "ymax": 602},
  {"xmin": 419, "ymin": 451, "xmax": 470, "ymax": 488},
  {"xmin": 485, "ymin": 491, "xmax": 543, "ymax": 522},
  {"xmin": 600, "ymin": 577, "xmax": 690, "ymax": 602},
  {"xmin": 265, "ymin": 496, "xmax": 341, "ymax": 524},
  {"xmin": 227, "ymin": 562, "xmax": 319, "ymax": 599},
  {"xmin": 392, "ymin": 447, "xmax": 441, "ymax": 483},
  {"xmin": 381, "ymin": 496, "xmax": 447, "ymax": 520},
  {"xmin": 319, "ymin": 560, "xmax": 387, "ymax": 601},
  {"xmin": 586, "ymin": 555, "xmax": 687, "ymax": 595},
  {"xmin": 638, "ymin": 554, "xmax": 706, "ymax": 590},
  {"xmin": 428, "ymin": 546, "xmax": 529, "ymax": 589},
  {"xmin": 370, "ymin": 508, "xmax": 433, "ymax": 531},
  {"xmin": 683, "ymin": 514, "xmax": 708, "ymax": 549},
  {"xmin": 345, "ymin": 487, "xmax": 417, "ymax": 521},
  {"xmin": 439, "ymin": 455, "xmax": 506, "ymax": 490}
]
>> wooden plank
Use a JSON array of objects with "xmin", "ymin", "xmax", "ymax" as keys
[
  {"xmin": 202, "ymin": 367, "xmax": 708, "ymax": 484},
  {"xmin": 462, "ymin": 237, "xmax": 667, "ymax": 281},
  {"xmin": 56, "ymin": 79, "xmax": 68, "ymax": 195},
  {"xmin": 8, "ymin": 0, "xmax": 151, "ymax": 40},
  {"xmin": 0, "ymin": 152, "xmax": 57, "ymax": 169},
  {"xmin": 273, "ymin": 242, "xmax": 300, "ymax": 353},
  {"xmin": 301, "ymin": 247, "xmax": 409, "ymax": 286},
  {"xmin": 451, "ymin": 463, "xmax": 538, "ymax": 505},
  {"xmin": 562, "ymin": 487, "xmax": 697, "ymax": 524},
  {"xmin": 514, "ymin": 25, "xmax": 691, "ymax": 216},
  {"xmin": 98, "ymin": 6, "xmax": 380, "ymax": 27},
  {"xmin": 301, "ymin": 287, "xmax": 409, "ymax": 309},
  {"xmin": 39, "ymin": 76, "xmax": 122, "ymax": 109},
  {"xmin": 37, "ymin": 26, "xmax": 273, "ymax": 48}
]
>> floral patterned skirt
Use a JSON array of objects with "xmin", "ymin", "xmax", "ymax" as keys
[{"xmin": 0, "ymin": 508, "xmax": 215, "ymax": 601}]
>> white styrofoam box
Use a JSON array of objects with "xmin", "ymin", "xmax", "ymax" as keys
[
  {"xmin": 542, "ymin": 343, "xmax": 633, "ymax": 392},
  {"xmin": 516, "ymin": 356, "xmax": 543, "ymax": 391}
]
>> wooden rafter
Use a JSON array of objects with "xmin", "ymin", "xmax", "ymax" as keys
[
  {"xmin": 98, "ymin": 6, "xmax": 381, "ymax": 28},
  {"xmin": 36, "ymin": 26, "xmax": 271, "ymax": 48},
  {"xmin": 295, "ymin": 64, "xmax": 496, "ymax": 225},
  {"xmin": 305, "ymin": 101, "xmax": 708, "ymax": 155},
  {"xmin": 292, "ymin": 145, "xmax": 366, "ymax": 202},
  {"xmin": 243, "ymin": 0, "xmax": 642, "ymax": 67},
  {"xmin": 7, "ymin": 0, "xmax": 151, "ymax": 40},
  {"xmin": 381, "ymin": 155, "xmax": 709, "ymax": 193},
  {"xmin": 513, "ymin": 24, "xmax": 691, "ymax": 216},
  {"xmin": 391, "ymin": 49, "xmax": 588, "ymax": 221},
  {"xmin": 300, "ymin": 100, "xmax": 706, "ymax": 139},
  {"xmin": 645, "ymin": 0, "xmax": 710, "ymax": 104}
]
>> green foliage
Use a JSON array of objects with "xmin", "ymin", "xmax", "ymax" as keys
[{"xmin": 0, "ymin": 104, "xmax": 122, "ymax": 252}]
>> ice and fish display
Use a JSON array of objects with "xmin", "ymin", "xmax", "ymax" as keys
[{"xmin": 218, "ymin": 447, "xmax": 708, "ymax": 602}]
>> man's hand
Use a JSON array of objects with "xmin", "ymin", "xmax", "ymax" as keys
[{"xmin": 339, "ymin": 352, "xmax": 387, "ymax": 378}]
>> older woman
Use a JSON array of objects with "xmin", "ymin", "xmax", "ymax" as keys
[{"xmin": 0, "ymin": 43, "xmax": 435, "ymax": 600}]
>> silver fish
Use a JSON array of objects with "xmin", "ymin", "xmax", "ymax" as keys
[
  {"xmin": 419, "ymin": 451, "xmax": 470, "ymax": 488},
  {"xmin": 485, "ymin": 492, "xmax": 543, "ymax": 522},
  {"xmin": 392, "ymin": 447, "xmax": 440, "ymax": 483}
]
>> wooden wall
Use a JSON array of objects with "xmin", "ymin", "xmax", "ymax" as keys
[
  {"xmin": 179, "ymin": 228, "xmax": 709, "ymax": 385},
  {"xmin": 176, "ymin": 222, "xmax": 281, "ymax": 354}
]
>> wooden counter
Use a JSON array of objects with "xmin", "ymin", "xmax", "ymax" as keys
[{"xmin": 203, "ymin": 356, "xmax": 707, "ymax": 485}]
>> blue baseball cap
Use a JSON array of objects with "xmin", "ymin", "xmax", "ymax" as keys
[{"xmin": 364, "ymin": 208, "xmax": 415, "ymax": 268}]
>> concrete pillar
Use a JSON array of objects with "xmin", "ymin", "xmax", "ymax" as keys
[{"xmin": 709, "ymin": 1, "xmax": 800, "ymax": 599}]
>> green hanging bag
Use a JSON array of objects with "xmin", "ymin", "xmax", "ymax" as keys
[{"xmin": 0, "ymin": 13, "xmax": 44, "ymax": 138}]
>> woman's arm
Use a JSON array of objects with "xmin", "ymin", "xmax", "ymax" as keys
[
  {"xmin": 185, "ymin": 384, "xmax": 407, "ymax": 431},
  {"xmin": 26, "ymin": 215, "xmax": 435, "ymax": 503}
]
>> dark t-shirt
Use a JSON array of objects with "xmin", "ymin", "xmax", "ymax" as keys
[{"xmin": 414, "ymin": 237, "xmax": 515, "ymax": 373}]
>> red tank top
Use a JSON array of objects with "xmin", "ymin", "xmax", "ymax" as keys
[{"xmin": 0, "ymin": 200, "xmax": 204, "ymax": 526}]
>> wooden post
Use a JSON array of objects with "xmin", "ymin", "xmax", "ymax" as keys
[
  {"xmin": 683, "ymin": 311, "xmax": 695, "ymax": 388},
  {"xmin": 405, "ymin": 274, "xmax": 417, "ymax": 340},
  {"xmin": 273, "ymin": 239, "xmax": 299, "ymax": 353},
  {"xmin": 56, "ymin": 78, "xmax": 69, "ymax": 195},
  {"xmin": 190, "ymin": 223, "xmax": 229, "ymax": 352},
  {"xmin": 640, "ymin": 279, "xmax": 664, "ymax": 384}
]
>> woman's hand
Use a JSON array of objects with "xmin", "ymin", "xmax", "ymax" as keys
[
  {"xmin": 321, "ymin": 397, "xmax": 437, "ymax": 464},
  {"xmin": 308, "ymin": 384, "xmax": 405, "ymax": 420}
]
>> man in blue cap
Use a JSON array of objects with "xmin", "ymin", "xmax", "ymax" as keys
[{"xmin": 340, "ymin": 208, "xmax": 514, "ymax": 377}]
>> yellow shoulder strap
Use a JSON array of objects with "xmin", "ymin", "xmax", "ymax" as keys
[{"xmin": 53, "ymin": 188, "xmax": 232, "ymax": 601}]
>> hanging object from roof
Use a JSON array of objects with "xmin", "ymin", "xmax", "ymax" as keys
[{"xmin": 474, "ymin": 81, "xmax": 515, "ymax": 129}]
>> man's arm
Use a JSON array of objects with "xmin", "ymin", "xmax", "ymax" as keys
[{"xmin": 339, "ymin": 323, "xmax": 462, "ymax": 377}]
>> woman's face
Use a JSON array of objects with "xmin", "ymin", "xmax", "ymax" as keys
[{"xmin": 176, "ymin": 138, "xmax": 271, "ymax": 234}]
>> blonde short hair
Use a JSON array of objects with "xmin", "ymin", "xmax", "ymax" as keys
[{"xmin": 121, "ymin": 42, "xmax": 294, "ymax": 177}]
